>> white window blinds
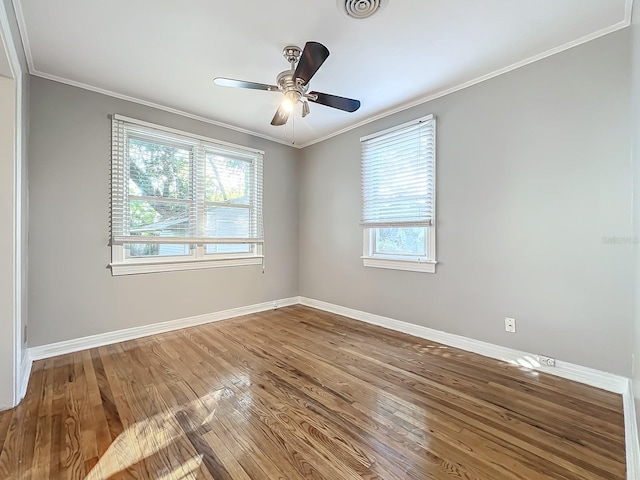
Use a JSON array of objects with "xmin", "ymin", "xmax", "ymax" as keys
[
  {"xmin": 111, "ymin": 115, "xmax": 264, "ymax": 246},
  {"xmin": 361, "ymin": 115, "xmax": 435, "ymax": 228}
]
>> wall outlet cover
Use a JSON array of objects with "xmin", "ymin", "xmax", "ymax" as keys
[{"xmin": 505, "ymin": 317, "xmax": 516, "ymax": 333}]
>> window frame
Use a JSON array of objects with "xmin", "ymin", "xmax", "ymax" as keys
[
  {"xmin": 360, "ymin": 114, "xmax": 437, "ymax": 274},
  {"xmin": 110, "ymin": 115, "xmax": 264, "ymax": 276}
]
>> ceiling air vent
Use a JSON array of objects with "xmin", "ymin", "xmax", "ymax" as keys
[{"xmin": 339, "ymin": 0, "xmax": 388, "ymax": 19}]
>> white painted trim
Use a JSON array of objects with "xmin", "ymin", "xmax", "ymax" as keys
[
  {"xmin": 296, "ymin": 13, "xmax": 633, "ymax": 149},
  {"xmin": 28, "ymin": 297, "xmax": 299, "ymax": 361},
  {"xmin": 36, "ymin": 71, "xmax": 296, "ymax": 149},
  {"xmin": 11, "ymin": 0, "xmax": 633, "ymax": 150},
  {"xmin": 626, "ymin": 0, "xmax": 635, "ymax": 22},
  {"xmin": 12, "ymin": 0, "xmax": 290, "ymax": 148},
  {"xmin": 113, "ymin": 114, "xmax": 266, "ymax": 156},
  {"xmin": 362, "ymin": 257, "xmax": 437, "ymax": 273},
  {"xmin": 10, "ymin": 0, "xmax": 30, "ymax": 72},
  {"xmin": 299, "ymin": 298, "xmax": 640, "ymax": 478},
  {"xmin": 623, "ymin": 380, "xmax": 640, "ymax": 479},
  {"xmin": 12, "ymin": 40, "xmax": 23, "ymax": 411},
  {"xmin": 360, "ymin": 114, "xmax": 435, "ymax": 142},
  {"xmin": 110, "ymin": 255, "xmax": 263, "ymax": 276},
  {"xmin": 0, "ymin": 0, "xmax": 25, "ymax": 408},
  {"xmin": 298, "ymin": 297, "xmax": 629, "ymax": 393},
  {"xmin": 20, "ymin": 294, "xmax": 640, "ymax": 475},
  {"xmin": 19, "ymin": 348, "xmax": 31, "ymax": 400}
]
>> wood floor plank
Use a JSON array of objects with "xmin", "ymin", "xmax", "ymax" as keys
[
  {"xmin": 0, "ymin": 305, "xmax": 627, "ymax": 479},
  {"xmin": 256, "ymin": 309, "xmax": 627, "ymax": 477},
  {"xmin": 0, "ymin": 361, "xmax": 46, "ymax": 480},
  {"xmin": 210, "ymin": 324, "xmax": 455, "ymax": 479},
  {"xmin": 171, "ymin": 334, "xmax": 354, "ymax": 480},
  {"xmin": 0, "ymin": 410, "xmax": 12, "ymax": 459},
  {"xmin": 217, "ymin": 318, "xmax": 548, "ymax": 480},
  {"xmin": 226, "ymin": 318, "xmax": 548, "ymax": 476}
]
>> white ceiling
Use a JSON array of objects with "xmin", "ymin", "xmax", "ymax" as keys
[{"xmin": 14, "ymin": 0, "xmax": 632, "ymax": 147}]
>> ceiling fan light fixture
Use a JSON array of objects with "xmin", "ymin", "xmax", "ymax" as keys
[
  {"xmin": 281, "ymin": 90, "xmax": 300, "ymax": 113},
  {"xmin": 214, "ymin": 41, "xmax": 361, "ymax": 129},
  {"xmin": 281, "ymin": 98, "xmax": 294, "ymax": 112},
  {"xmin": 338, "ymin": 0, "xmax": 388, "ymax": 20}
]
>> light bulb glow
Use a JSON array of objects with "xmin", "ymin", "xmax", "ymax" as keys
[{"xmin": 281, "ymin": 99, "xmax": 294, "ymax": 112}]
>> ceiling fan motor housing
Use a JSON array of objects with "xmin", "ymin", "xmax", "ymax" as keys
[
  {"xmin": 282, "ymin": 45, "xmax": 302, "ymax": 65},
  {"xmin": 277, "ymin": 70, "xmax": 306, "ymax": 102}
]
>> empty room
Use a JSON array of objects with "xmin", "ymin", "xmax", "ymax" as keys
[{"xmin": 2, "ymin": 0, "xmax": 640, "ymax": 478}]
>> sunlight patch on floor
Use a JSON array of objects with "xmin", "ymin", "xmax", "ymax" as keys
[{"xmin": 86, "ymin": 390, "xmax": 224, "ymax": 480}]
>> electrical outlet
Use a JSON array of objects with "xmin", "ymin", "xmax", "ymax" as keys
[
  {"xmin": 539, "ymin": 355, "xmax": 555, "ymax": 367},
  {"xmin": 504, "ymin": 317, "xmax": 516, "ymax": 333},
  {"xmin": 272, "ymin": 301, "xmax": 278, "ymax": 309}
]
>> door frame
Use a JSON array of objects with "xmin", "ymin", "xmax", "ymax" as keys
[{"xmin": 0, "ymin": 0, "xmax": 24, "ymax": 408}]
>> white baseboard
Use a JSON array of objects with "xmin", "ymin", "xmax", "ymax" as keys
[
  {"xmin": 1, "ymin": 351, "xmax": 32, "ymax": 412},
  {"xmin": 28, "ymin": 295, "xmax": 630, "ymax": 392},
  {"xmin": 19, "ymin": 349, "xmax": 31, "ymax": 401},
  {"xmin": 299, "ymin": 296, "xmax": 639, "ymax": 479},
  {"xmin": 28, "ymin": 296, "xmax": 299, "ymax": 361},
  {"xmin": 299, "ymin": 297, "xmax": 628, "ymax": 393},
  {"xmin": 623, "ymin": 380, "xmax": 640, "ymax": 480},
  {"xmin": 21, "ymin": 294, "xmax": 640, "ymax": 479}
]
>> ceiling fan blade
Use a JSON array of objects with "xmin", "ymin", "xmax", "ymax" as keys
[
  {"xmin": 270, "ymin": 105, "xmax": 290, "ymax": 126},
  {"xmin": 293, "ymin": 42, "xmax": 330, "ymax": 86},
  {"xmin": 308, "ymin": 92, "xmax": 361, "ymax": 112},
  {"xmin": 214, "ymin": 77, "xmax": 279, "ymax": 92}
]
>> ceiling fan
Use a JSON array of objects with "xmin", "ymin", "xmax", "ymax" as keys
[{"xmin": 214, "ymin": 42, "xmax": 361, "ymax": 126}]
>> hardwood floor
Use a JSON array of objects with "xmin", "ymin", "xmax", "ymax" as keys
[{"xmin": 0, "ymin": 305, "xmax": 626, "ymax": 479}]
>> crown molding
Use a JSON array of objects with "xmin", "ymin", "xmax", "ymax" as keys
[
  {"xmin": 34, "ymin": 70, "xmax": 299, "ymax": 148},
  {"xmin": 297, "ymin": 3, "xmax": 634, "ymax": 148},
  {"xmin": 12, "ymin": 0, "xmax": 634, "ymax": 150},
  {"xmin": 627, "ymin": 0, "xmax": 635, "ymax": 21},
  {"xmin": 10, "ymin": 0, "xmax": 29, "ymax": 74},
  {"xmin": 1, "ymin": 0, "xmax": 21, "ymax": 78},
  {"xmin": 11, "ymin": 2, "xmax": 298, "ymax": 148}
]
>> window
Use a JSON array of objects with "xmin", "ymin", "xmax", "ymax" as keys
[
  {"xmin": 110, "ymin": 115, "xmax": 264, "ymax": 275},
  {"xmin": 360, "ymin": 114, "xmax": 436, "ymax": 273}
]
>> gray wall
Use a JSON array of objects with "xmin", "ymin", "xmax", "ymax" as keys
[
  {"xmin": 28, "ymin": 28, "xmax": 635, "ymax": 380},
  {"xmin": 299, "ymin": 30, "xmax": 634, "ymax": 376},
  {"xmin": 28, "ymin": 77, "xmax": 299, "ymax": 346}
]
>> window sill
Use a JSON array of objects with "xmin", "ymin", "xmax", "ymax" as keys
[
  {"xmin": 110, "ymin": 256, "xmax": 263, "ymax": 276},
  {"xmin": 362, "ymin": 256, "xmax": 437, "ymax": 273}
]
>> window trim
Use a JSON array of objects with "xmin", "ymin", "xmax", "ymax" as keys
[
  {"xmin": 110, "ymin": 254, "xmax": 263, "ymax": 276},
  {"xmin": 360, "ymin": 114, "xmax": 437, "ymax": 273},
  {"xmin": 361, "ymin": 227, "xmax": 437, "ymax": 273},
  {"xmin": 109, "ymin": 115, "xmax": 265, "ymax": 276}
]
